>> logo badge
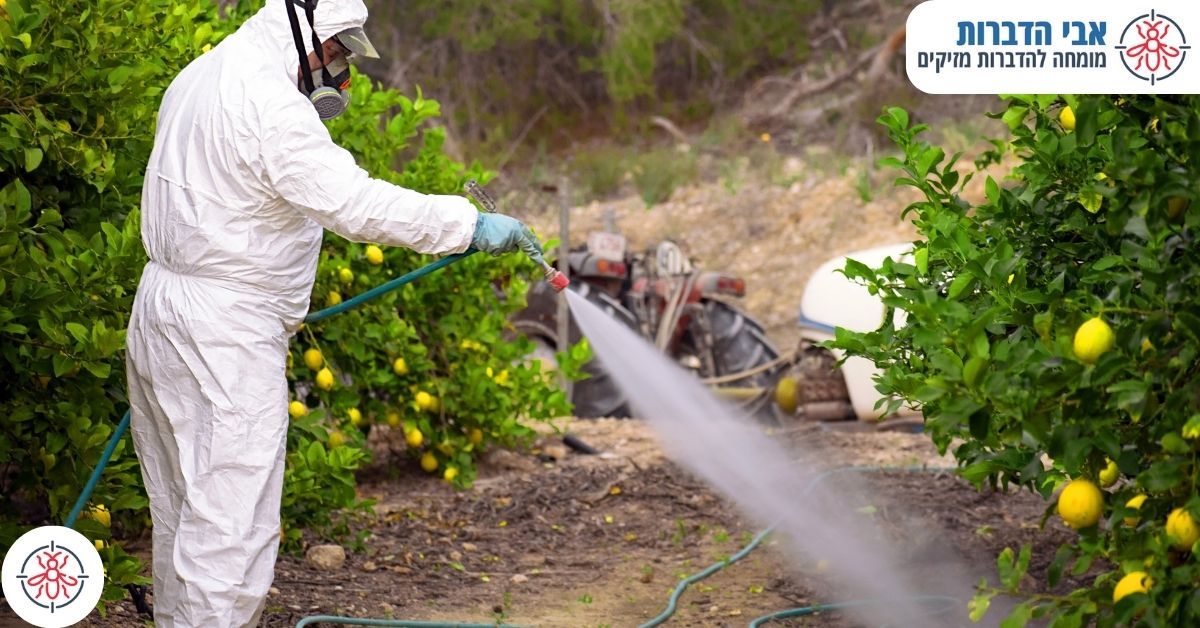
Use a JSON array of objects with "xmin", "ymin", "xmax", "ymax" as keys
[
  {"xmin": 1117, "ymin": 10, "xmax": 1190, "ymax": 84},
  {"xmin": 2, "ymin": 526, "xmax": 103, "ymax": 628}
]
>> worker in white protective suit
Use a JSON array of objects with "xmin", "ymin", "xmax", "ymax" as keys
[{"xmin": 125, "ymin": 0, "xmax": 542, "ymax": 625}]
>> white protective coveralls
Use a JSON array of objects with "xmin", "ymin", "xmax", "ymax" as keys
[{"xmin": 125, "ymin": 1, "xmax": 477, "ymax": 625}]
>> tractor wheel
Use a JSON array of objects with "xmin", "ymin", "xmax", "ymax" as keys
[{"xmin": 695, "ymin": 299, "xmax": 787, "ymax": 421}]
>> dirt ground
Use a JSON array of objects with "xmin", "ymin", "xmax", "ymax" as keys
[{"xmin": 7, "ymin": 417, "xmax": 1090, "ymax": 628}]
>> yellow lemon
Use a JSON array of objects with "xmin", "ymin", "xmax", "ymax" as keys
[
  {"xmin": 1057, "ymin": 479, "xmax": 1103, "ymax": 529},
  {"xmin": 365, "ymin": 245, "xmax": 384, "ymax": 265},
  {"xmin": 468, "ymin": 428, "xmax": 484, "ymax": 446},
  {"xmin": 348, "ymin": 408, "xmax": 362, "ymax": 426},
  {"xmin": 1112, "ymin": 571, "xmax": 1151, "ymax": 603},
  {"xmin": 386, "ymin": 411, "xmax": 402, "ymax": 427},
  {"xmin": 328, "ymin": 430, "xmax": 346, "ymax": 448},
  {"xmin": 326, "ymin": 291, "xmax": 342, "ymax": 307},
  {"xmin": 443, "ymin": 467, "xmax": 459, "ymax": 482},
  {"xmin": 339, "ymin": 267, "xmax": 354, "ymax": 285},
  {"xmin": 1165, "ymin": 508, "xmax": 1199, "ymax": 551},
  {"xmin": 288, "ymin": 401, "xmax": 308, "ymax": 419},
  {"xmin": 1073, "ymin": 317, "xmax": 1115, "ymax": 364},
  {"xmin": 405, "ymin": 428, "xmax": 423, "ymax": 448},
  {"xmin": 1059, "ymin": 106, "xmax": 1076, "ymax": 131},
  {"xmin": 393, "ymin": 357, "xmax": 408, "ymax": 376},
  {"xmin": 420, "ymin": 451, "xmax": 438, "ymax": 473},
  {"xmin": 1140, "ymin": 338, "xmax": 1154, "ymax": 354},
  {"xmin": 415, "ymin": 391, "xmax": 435, "ymax": 411},
  {"xmin": 89, "ymin": 505, "xmax": 111, "ymax": 527},
  {"xmin": 1124, "ymin": 494, "xmax": 1147, "ymax": 526},
  {"xmin": 94, "ymin": 539, "xmax": 107, "ymax": 550},
  {"xmin": 316, "ymin": 367, "xmax": 335, "ymax": 391},
  {"xmin": 304, "ymin": 348, "xmax": 324, "ymax": 370},
  {"xmin": 1098, "ymin": 458, "xmax": 1119, "ymax": 488},
  {"xmin": 492, "ymin": 370, "xmax": 509, "ymax": 386},
  {"xmin": 760, "ymin": 132, "xmax": 771, "ymax": 142},
  {"xmin": 774, "ymin": 376, "xmax": 799, "ymax": 415},
  {"xmin": 287, "ymin": 352, "xmax": 294, "ymax": 369}
]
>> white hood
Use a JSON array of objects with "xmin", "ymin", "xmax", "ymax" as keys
[{"xmin": 237, "ymin": 0, "xmax": 369, "ymax": 85}]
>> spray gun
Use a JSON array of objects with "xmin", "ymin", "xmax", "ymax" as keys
[{"xmin": 465, "ymin": 180, "xmax": 570, "ymax": 292}]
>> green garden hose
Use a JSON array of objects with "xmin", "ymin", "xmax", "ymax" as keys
[
  {"xmin": 746, "ymin": 595, "xmax": 959, "ymax": 627},
  {"xmin": 638, "ymin": 465, "xmax": 957, "ymax": 628}
]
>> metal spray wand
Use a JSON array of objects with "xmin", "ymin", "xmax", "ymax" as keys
[{"xmin": 465, "ymin": 180, "xmax": 569, "ymax": 292}]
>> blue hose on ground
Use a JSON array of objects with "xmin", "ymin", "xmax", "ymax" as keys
[
  {"xmin": 637, "ymin": 465, "xmax": 956, "ymax": 628},
  {"xmin": 65, "ymin": 250, "xmax": 478, "ymax": 528},
  {"xmin": 746, "ymin": 595, "xmax": 960, "ymax": 627}
]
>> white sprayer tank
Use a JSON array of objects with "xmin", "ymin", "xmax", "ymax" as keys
[{"xmin": 798, "ymin": 243, "xmax": 916, "ymax": 420}]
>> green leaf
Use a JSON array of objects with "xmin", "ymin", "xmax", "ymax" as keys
[
  {"xmin": 107, "ymin": 65, "xmax": 135, "ymax": 90},
  {"xmin": 17, "ymin": 33, "xmax": 33, "ymax": 49},
  {"xmin": 948, "ymin": 274, "xmax": 975, "ymax": 300},
  {"xmin": 1002, "ymin": 106, "xmax": 1029, "ymax": 131},
  {"xmin": 1091, "ymin": 256, "xmax": 1124, "ymax": 271},
  {"xmin": 1141, "ymin": 458, "xmax": 1186, "ymax": 491},
  {"xmin": 1073, "ymin": 98, "xmax": 1100, "ymax": 146},
  {"xmin": 968, "ymin": 592, "xmax": 993, "ymax": 622},
  {"xmin": 66, "ymin": 322, "xmax": 89, "ymax": 343},
  {"xmin": 1000, "ymin": 602, "xmax": 1033, "ymax": 628},
  {"xmin": 82, "ymin": 361, "xmax": 111, "ymax": 378},
  {"xmin": 193, "ymin": 23, "xmax": 214, "ymax": 49},
  {"xmin": 24, "ymin": 147, "xmax": 43, "ymax": 172},
  {"xmin": 984, "ymin": 176, "xmax": 1000, "ymax": 205},
  {"xmin": 997, "ymin": 547, "xmax": 1016, "ymax": 589},
  {"xmin": 963, "ymin": 357, "xmax": 988, "ymax": 387}
]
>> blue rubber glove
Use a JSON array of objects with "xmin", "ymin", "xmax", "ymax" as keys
[{"xmin": 471, "ymin": 213, "xmax": 545, "ymax": 266}]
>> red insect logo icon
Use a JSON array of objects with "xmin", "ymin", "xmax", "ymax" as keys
[
  {"xmin": 3, "ymin": 526, "xmax": 103, "ymax": 625},
  {"xmin": 25, "ymin": 550, "xmax": 80, "ymax": 603},
  {"xmin": 1117, "ymin": 10, "xmax": 1191, "ymax": 84},
  {"xmin": 1126, "ymin": 20, "xmax": 1180, "ymax": 72}
]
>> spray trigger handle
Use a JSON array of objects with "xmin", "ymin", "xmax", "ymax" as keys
[{"xmin": 464, "ymin": 180, "xmax": 496, "ymax": 213}]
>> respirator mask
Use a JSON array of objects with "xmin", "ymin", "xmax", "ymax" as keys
[{"xmin": 285, "ymin": 0, "xmax": 353, "ymax": 120}]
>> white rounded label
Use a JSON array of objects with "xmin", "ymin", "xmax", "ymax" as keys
[
  {"xmin": 907, "ymin": 0, "xmax": 1200, "ymax": 93},
  {"xmin": 2, "ymin": 526, "xmax": 104, "ymax": 627}
]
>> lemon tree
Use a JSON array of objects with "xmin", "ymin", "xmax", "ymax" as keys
[
  {"xmin": 0, "ymin": 0, "xmax": 251, "ymax": 603},
  {"xmin": 836, "ymin": 97, "xmax": 1200, "ymax": 625}
]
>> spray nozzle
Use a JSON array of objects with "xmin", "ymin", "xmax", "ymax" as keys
[{"xmin": 545, "ymin": 265, "xmax": 569, "ymax": 292}]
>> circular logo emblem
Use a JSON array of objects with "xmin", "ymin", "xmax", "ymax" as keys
[
  {"xmin": 1116, "ymin": 10, "xmax": 1191, "ymax": 84},
  {"xmin": 2, "ymin": 526, "xmax": 103, "ymax": 627}
]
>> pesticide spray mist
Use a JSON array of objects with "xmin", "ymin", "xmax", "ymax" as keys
[{"xmin": 564, "ymin": 290, "xmax": 982, "ymax": 627}]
